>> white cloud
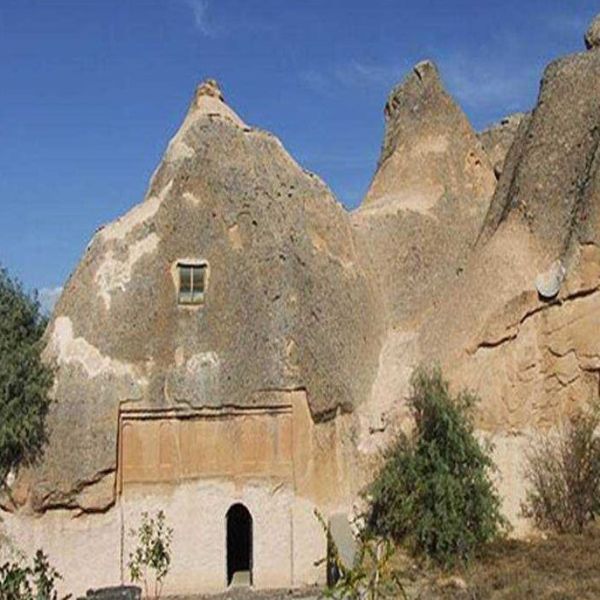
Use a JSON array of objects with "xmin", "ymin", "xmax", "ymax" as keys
[
  {"xmin": 301, "ymin": 37, "xmax": 541, "ymax": 131},
  {"xmin": 333, "ymin": 60, "xmax": 408, "ymax": 88},
  {"xmin": 184, "ymin": 0, "xmax": 214, "ymax": 36},
  {"xmin": 182, "ymin": 0, "xmax": 274, "ymax": 37},
  {"xmin": 39, "ymin": 286, "xmax": 63, "ymax": 315},
  {"xmin": 299, "ymin": 69, "xmax": 333, "ymax": 95},
  {"xmin": 300, "ymin": 60, "xmax": 409, "ymax": 97},
  {"xmin": 439, "ymin": 51, "xmax": 541, "ymax": 115},
  {"xmin": 438, "ymin": 8, "xmax": 594, "ymax": 122}
]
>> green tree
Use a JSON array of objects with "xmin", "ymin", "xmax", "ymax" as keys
[
  {"xmin": 365, "ymin": 365, "xmax": 506, "ymax": 567},
  {"xmin": 0, "ymin": 265, "xmax": 53, "ymax": 487}
]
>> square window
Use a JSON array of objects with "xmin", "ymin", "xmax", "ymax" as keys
[{"xmin": 177, "ymin": 262, "xmax": 206, "ymax": 305}]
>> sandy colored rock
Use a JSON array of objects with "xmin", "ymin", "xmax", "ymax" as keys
[
  {"xmin": 415, "ymin": 40, "xmax": 600, "ymax": 433},
  {"xmin": 353, "ymin": 60, "xmax": 495, "ymax": 330},
  {"xmin": 480, "ymin": 49, "xmax": 600, "ymax": 263},
  {"xmin": 18, "ymin": 79, "xmax": 383, "ymax": 511},
  {"xmin": 478, "ymin": 113, "xmax": 526, "ymax": 178},
  {"xmin": 364, "ymin": 60, "xmax": 495, "ymax": 210},
  {"xmin": 411, "ymin": 39, "xmax": 600, "ymax": 448},
  {"xmin": 5, "ymin": 17, "xmax": 600, "ymax": 595},
  {"xmin": 585, "ymin": 13, "xmax": 600, "ymax": 50}
]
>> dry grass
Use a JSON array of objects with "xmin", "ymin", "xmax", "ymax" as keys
[{"xmin": 423, "ymin": 527, "xmax": 600, "ymax": 599}]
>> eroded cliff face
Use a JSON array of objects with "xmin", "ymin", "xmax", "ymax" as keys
[
  {"xmin": 425, "ymin": 36, "xmax": 600, "ymax": 426},
  {"xmin": 355, "ymin": 20, "xmax": 600, "ymax": 528},
  {"xmin": 354, "ymin": 61, "xmax": 496, "ymax": 326},
  {"xmin": 6, "ymin": 80, "xmax": 384, "ymax": 513},
  {"xmin": 363, "ymin": 60, "xmax": 496, "ymax": 211},
  {"xmin": 5, "ymin": 15, "xmax": 600, "ymax": 536},
  {"xmin": 478, "ymin": 113, "xmax": 527, "ymax": 179},
  {"xmin": 351, "ymin": 61, "xmax": 497, "ymax": 447}
]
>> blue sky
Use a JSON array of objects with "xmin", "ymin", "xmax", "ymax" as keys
[{"xmin": 0, "ymin": 0, "xmax": 597, "ymax": 307}]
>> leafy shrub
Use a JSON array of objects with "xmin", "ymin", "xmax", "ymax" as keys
[
  {"xmin": 0, "ymin": 266, "xmax": 53, "ymax": 486},
  {"xmin": 522, "ymin": 406, "xmax": 600, "ymax": 534},
  {"xmin": 314, "ymin": 510, "xmax": 407, "ymax": 600},
  {"xmin": 0, "ymin": 562, "xmax": 30, "ymax": 599},
  {"xmin": 0, "ymin": 549, "xmax": 70, "ymax": 599},
  {"xmin": 31, "ymin": 550, "xmax": 67, "ymax": 600},
  {"xmin": 365, "ymin": 365, "xmax": 506, "ymax": 567},
  {"xmin": 128, "ymin": 510, "xmax": 173, "ymax": 599}
]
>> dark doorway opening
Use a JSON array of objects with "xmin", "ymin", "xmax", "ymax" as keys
[{"xmin": 226, "ymin": 503, "xmax": 253, "ymax": 587}]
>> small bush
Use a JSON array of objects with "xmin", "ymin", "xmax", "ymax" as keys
[
  {"xmin": 522, "ymin": 406, "xmax": 600, "ymax": 534},
  {"xmin": 365, "ymin": 365, "xmax": 506, "ymax": 567},
  {"xmin": 128, "ymin": 510, "xmax": 173, "ymax": 599},
  {"xmin": 0, "ymin": 549, "xmax": 70, "ymax": 599}
]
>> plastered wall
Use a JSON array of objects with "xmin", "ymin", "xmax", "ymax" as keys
[{"xmin": 2, "ymin": 392, "xmax": 352, "ymax": 596}]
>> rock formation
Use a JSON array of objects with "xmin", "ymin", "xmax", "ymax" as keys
[
  {"xmin": 14, "ymin": 79, "xmax": 383, "ymax": 513},
  {"xmin": 414, "ymin": 14, "xmax": 600, "ymax": 528},
  {"xmin": 2, "ymin": 78, "xmax": 385, "ymax": 596},
  {"xmin": 363, "ymin": 60, "xmax": 495, "ymax": 211},
  {"xmin": 350, "ymin": 60, "xmax": 496, "ymax": 447},
  {"xmin": 585, "ymin": 13, "xmax": 600, "ymax": 49},
  {"xmin": 354, "ymin": 60, "xmax": 495, "ymax": 327},
  {"xmin": 478, "ymin": 112, "xmax": 526, "ymax": 178},
  {"xmin": 3, "ymin": 11, "xmax": 600, "ymax": 597},
  {"xmin": 480, "ymin": 46, "xmax": 600, "ymax": 260}
]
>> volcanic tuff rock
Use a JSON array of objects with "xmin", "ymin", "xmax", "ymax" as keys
[
  {"xmin": 353, "ymin": 59, "xmax": 495, "ymax": 327},
  {"xmin": 17, "ymin": 80, "xmax": 384, "ymax": 511},
  {"xmin": 585, "ymin": 13, "xmax": 600, "ymax": 49},
  {"xmin": 423, "ymin": 13, "xmax": 600, "ymax": 380},
  {"xmin": 478, "ymin": 113, "xmax": 526, "ymax": 178},
  {"xmin": 480, "ymin": 46, "xmax": 600, "ymax": 262},
  {"xmin": 408, "ymin": 14, "xmax": 600, "ymax": 528},
  {"xmin": 350, "ymin": 59, "xmax": 497, "ymax": 452},
  {"xmin": 363, "ymin": 60, "xmax": 495, "ymax": 210},
  {"xmin": 7, "ymin": 13, "xmax": 600, "ymax": 533}
]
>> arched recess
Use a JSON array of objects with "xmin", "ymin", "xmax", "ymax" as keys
[{"xmin": 226, "ymin": 503, "xmax": 253, "ymax": 587}]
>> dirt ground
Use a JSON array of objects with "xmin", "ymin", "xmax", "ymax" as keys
[
  {"xmin": 168, "ymin": 587, "xmax": 321, "ymax": 600},
  {"xmin": 171, "ymin": 528, "xmax": 600, "ymax": 599},
  {"xmin": 411, "ymin": 527, "xmax": 600, "ymax": 599}
]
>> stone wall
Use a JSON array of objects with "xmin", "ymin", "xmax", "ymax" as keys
[
  {"xmin": 1, "ymin": 481, "xmax": 326, "ymax": 597},
  {"xmin": 120, "ymin": 480, "xmax": 324, "ymax": 595},
  {"xmin": 1, "ymin": 392, "xmax": 353, "ymax": 597}
]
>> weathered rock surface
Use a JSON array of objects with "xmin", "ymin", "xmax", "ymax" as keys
[
  {"xmin": 344, "ymin": 21, "xmax": 600, "ymax": 532},
  {"xmin": 6, "ymin": 17, "xmax": 600, "ymax": 547},
  {"xmin": 478, "ymin": 113, "xmax": 526, "ymax": 178},
  {"xmin": 480, "ymin": 48, "xmax": 600, "ymax": 263},
  {"xmin": 16, "ymin": 81, "xmax": 384, "ymax": 510},
  {"xmin": 407, "ymin": 36, "xmax": 600, "ymax": 528},
  {"xmin": 585, "ymin": 13, "xmax": 600, "ymax": 50},
  {"xmin": 364, "ymin": 60, "xmax": 495, "ymax": 210},
  {"xmin": 353, "ymin": 59, "xmax": 495, "ymax": 328}
]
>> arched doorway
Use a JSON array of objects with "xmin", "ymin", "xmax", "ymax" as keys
[{"xmin": 226, "ymin": 503, "xmax": 253, "ymax": 587}]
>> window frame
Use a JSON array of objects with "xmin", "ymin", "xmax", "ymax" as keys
[{"xmin": 176, "ymin": 260, "xmax": 208, "ymax": 306}]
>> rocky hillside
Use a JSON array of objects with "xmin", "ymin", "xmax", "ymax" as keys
[
  {"xmin": 355, "ymin": 13, "xmax": 600, "ymax": 528},
  {"xmin": 4, "ymin": 14, "xmax": 600, "ymax": 534}
]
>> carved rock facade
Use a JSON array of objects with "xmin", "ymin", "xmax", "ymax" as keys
[{"xmin": 3, "ymin": 15, "xmax": 600, "ymax": 596}]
